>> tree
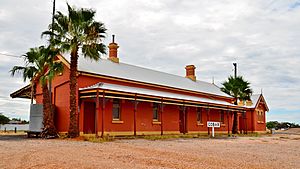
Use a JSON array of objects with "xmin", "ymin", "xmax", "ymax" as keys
[
  {"xmin": 11, "ymin": 46, "xmax": 63, "ymax": 138},
  {"xmin": 266, "ymin": 121, "xmax": 278, "ymax": 130},
  {"xmin": 42, "ymin": 4, "xmax": 107, "ymax": 137},
  {"xmin": 0, "ymin": 114, "xmax": 10, "ymax": 125},
  {"xmin": 221, "ymin": 76, "xmax": 253, "ymax": 134}
]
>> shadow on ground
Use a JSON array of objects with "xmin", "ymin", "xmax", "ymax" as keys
[{"xmin": 0, "ymin": 134, "xmax": 28, "ymax": 141}]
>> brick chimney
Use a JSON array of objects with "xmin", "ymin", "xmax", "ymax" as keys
[
  {"xmin": 108, "ymin": 35, "xmax": 119, "ymax": 63},
  {"xmin": 246, "ymin": 100, "xmax": 253, "ymax": 106},
  {"xmin": 238, "ymin": 100, "xmax": 244, "ymax": 106},
  {"xmin": 185, "ymin": 65, "xmax": 196, "ymax": 81}
]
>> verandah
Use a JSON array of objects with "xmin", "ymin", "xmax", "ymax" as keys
[{"xmin": 79, "ymin": 87, "xmax": 247, "ymax": 137}]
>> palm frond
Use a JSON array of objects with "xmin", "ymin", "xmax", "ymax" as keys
[{"xmin": 221, "ymin": 75, "xmax": 253, "ymax": 102}]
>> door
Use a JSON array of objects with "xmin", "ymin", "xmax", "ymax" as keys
[
  {"xmin": 239, "ymin": 116, "xmax": 244, "ymax": 134},
  {"xmin": 179, "ymin": 108, "xmax": 187, "ymax": 133},
  {"xmin": 83, "ymin": 102, "xmax": 96, "ymax": 134}
]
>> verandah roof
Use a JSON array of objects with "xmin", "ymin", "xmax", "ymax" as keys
[
  {"xmin": 10, "ymin": 85, "xmax": 31, "ymax": 99},
  {"xmin": 80, "ymin": 82, "xmax": 244, "ymax": 111}
]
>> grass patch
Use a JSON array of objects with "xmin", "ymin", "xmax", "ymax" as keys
[
  {"xmin": 236, "ymin": 132, "xmax": 261, "ymax": 137},
  {"xmin": 143, "ymin": 134, "xmax": 211, "ymax": 141},
  {"xmin": 84, "ymin": 135, "xmax": 115, "ymax": 143}
]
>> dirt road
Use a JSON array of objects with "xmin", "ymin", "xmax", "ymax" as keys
[{"xmin": 0, "ymin": 134, "xmax": 299, "ymax": 169}]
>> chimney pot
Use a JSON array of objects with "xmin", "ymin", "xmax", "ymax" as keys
[
  {"xmin": 185, "ymin": 65, "xmax": 196, "ymax": 81},
  {"xmin": 108, "ymin": 34, "xmax": 119, "ymax": 63}
]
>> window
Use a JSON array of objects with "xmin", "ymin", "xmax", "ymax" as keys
[
  {"xmin": 260, "ymin": 111, "xmax": 264, "ymax": 122},
  {"xmin": 196, "ymin": 108, "xmax": 202, "ymax": 123},
  {"xmin": 153, "ymin": 103, "xmax": 159, "ymax": 121},
  {"xmin": 257, "ymin": 111, "xmax": 264, "ymax": 122},
  {"xmin": 220, "ymin": 110, "xmax": 224, "ymax": 123},
  {"xmin": 112, "ymin": 99, "xmax": 121, "ymax": 120}
]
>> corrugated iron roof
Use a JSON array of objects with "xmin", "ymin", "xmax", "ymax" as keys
[
  {"xmin": 62, "ymin": 56, "xmax": 232, "ymax": 98},
  {"xmin": 244, "ymin": 94, "xmax": 269, "ymax": 111}
]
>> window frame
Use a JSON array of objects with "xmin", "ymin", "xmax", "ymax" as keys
[
  {"xmin": 196, "ymin": 107, "xmax": 202, "ymax": 124},
  {"xmin": 152, "ymin": 103, "xmax": 160, "ymax": 121},
  {"xmin": 220, "ymin": 110, "xmax": 225, "ymax": 124},
  {"xmin": 112, "ymin": 99, "xmax": 121, "ymax": 121}
]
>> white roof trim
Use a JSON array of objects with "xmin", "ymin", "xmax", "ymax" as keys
[{"xmin": 80, "ymin": 82, "xmax": 240, "ymax": 108}]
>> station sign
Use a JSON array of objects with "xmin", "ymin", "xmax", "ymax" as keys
[{"xmin": 207, "ymin": 121, "xmax": 220, "ymax": 128}]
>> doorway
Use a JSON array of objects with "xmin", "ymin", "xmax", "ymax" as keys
[
  {"xmin": 83, "ymin": 102, "xmax": 96, "ymax": 134},
  {"xmin": 239, "ymin": 116, "xmax": 244, "ymax": 134}
]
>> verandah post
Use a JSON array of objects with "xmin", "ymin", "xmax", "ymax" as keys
[
  {"xmin": 227, "ymin": 110, "xmax": 230, "ymax": 136},
  {"xmin": 244, "ymin": 110, "xmax": 247, "ymax": 134},
  {"xmin": 101, "ymin": 90, "xmax": 105, "ymax": 138},
  {"xmin": 95, "ymin": 89, "xmax": 99, "ymax": 137},
  {"xmin": 206, "ymin": 107, "xmax": 210, "ymax": 136},
  {"xmin": 133, "ymin": 94, "xmax": 137, "ymax": 136},
  {"xmin": 160, "ymin": 98, "xmax": 164, "ymax": 136},
  {"xmin": 183, "ymin": 105, "xmax": 186, "ymax": 134}
]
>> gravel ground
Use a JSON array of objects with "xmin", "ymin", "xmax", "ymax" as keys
[{"xmin": 0, "ymin": 133, "xmax": 299, "ymax": 169}]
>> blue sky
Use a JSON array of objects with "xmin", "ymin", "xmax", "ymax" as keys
[{"xmin": 0, "ymin": 0, "xmax": 299, "ymax": 124}]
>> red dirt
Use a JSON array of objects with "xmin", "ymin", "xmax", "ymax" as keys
[{"xmin": 0, "ymin": 134, "xmax": 299, "ymax": 169}]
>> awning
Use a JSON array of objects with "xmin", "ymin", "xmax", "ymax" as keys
[
  {"xmin": 10, "ymin": 84, "xmax": 31, "ymax": 99},
  {"xmin": 80, "ymin": 82, "xmax": 244, "ymax": 111}
]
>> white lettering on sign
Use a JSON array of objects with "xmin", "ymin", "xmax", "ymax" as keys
[{"xmin": 207, "ymin": 121, "xmax": 221, "ymax": 128}]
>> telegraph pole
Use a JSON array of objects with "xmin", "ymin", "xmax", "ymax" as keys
[
  {"xmin": 233, "ymin": 63, "xmax": 237, "ymax": 78},
  {"xmin": 49, "ymin": 0, "xmax": 56, "ymax": 105},
  {"xmin": 52, "ymin": 0, "xmax": 56, "ymax": 32}
]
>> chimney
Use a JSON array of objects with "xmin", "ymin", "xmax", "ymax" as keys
[
  {"xmin": 238, "ymin": 100, "xmax": 244, "ymax": 106},
  {"xmin": 185, "ymin": 65, "xmax": 196, "ymax": 81},
  {"xmin": 108, "ymin": 35, "xmax": 119, "ymax": 63},
  {"xmin": 246, "ymin": 100, "xmax": 253, "ymax": 106}
]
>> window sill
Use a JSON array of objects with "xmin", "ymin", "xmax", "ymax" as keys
[
  {"xmin": 112, "ymin": 120, "xmax": 124, "ymax": 124},
  {"xmin": 152, "ymin": 121, "xmax": 161, "ymax": 125},
  {"xmin": 197, "ymin": 123, "xmax": 204, "ymax": 126}
]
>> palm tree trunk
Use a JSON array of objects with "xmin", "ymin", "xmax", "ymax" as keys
[
  {"xmin": 42, "ymin": 83, "xmax": 57, "ymax": 138},
  {"xmin": 232, "ymin": 99, "xmax": 238, "ymax": 134},
  {"xmin": 68, "ymin": 47, "xmax": 79, "ymax": 138}
]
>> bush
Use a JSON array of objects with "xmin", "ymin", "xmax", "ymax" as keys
[
  {"xmin": 266, "ymin": 121, "xmax": 300, "ymax": 130},
  {"xmin": 0, "ymin": 114, "xmax": 10, "ymax": 124}
]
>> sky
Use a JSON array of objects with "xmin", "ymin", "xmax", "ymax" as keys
[{"xmin": 0, "ymin": 0, "xmax": 299, "ymax": 123}]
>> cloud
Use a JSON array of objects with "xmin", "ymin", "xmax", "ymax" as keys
[{"xmin": 0, "ymin": 0, "xmax": 299, "ymax": 123}]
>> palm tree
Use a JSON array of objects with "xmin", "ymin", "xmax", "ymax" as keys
[
  {"xmin": 221, "ymin": 76, "xmax": 252, "ymax": 134},
  {"xmin": 42, "ymin": 4, "xmax": 107, "ymax": 137},
  {"xmin": 11, "ymin": 46, "xmax": 63, "ymax": 138}
]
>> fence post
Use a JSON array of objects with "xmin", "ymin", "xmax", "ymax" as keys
[{"xmin": 15, "ymin": 127, "xmax": 17, "ymax": 133}]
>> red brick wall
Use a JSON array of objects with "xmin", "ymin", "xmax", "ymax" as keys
[
  {"xmin": 34, "ymin": 64, "xmax": 70, "ymax": 132},
  {"xmin": 79, "ymin": 98, "xmax": 237, "ymax": 134}
]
